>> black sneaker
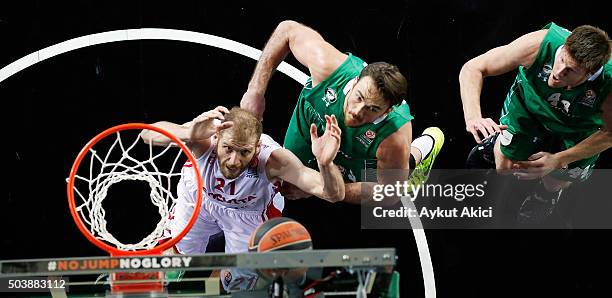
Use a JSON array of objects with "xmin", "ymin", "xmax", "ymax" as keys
[{"xmin": 465, "ymin": 132, "xmax": 499, "ymax": 169}]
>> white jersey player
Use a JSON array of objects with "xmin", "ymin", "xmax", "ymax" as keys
[
  {"xmin": 172, "ymin": 133, "xmax": 285, "ymax": 254},
  {"xmin": 141, "ymin": 106, "xmax": 344, "ymax": 291}
]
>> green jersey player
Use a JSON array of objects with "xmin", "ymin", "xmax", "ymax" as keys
[
  {"xmin": 241, "ymin": 20, "xmax": 445, "ymax": 204},
  {"xmin": 460, "ymin": 23, "xmax": 612, "ymax": 223}
]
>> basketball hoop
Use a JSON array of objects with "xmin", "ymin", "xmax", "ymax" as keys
[{"xmin": 66, "ymin": 123, "xmax": 203, "ymax": 293}]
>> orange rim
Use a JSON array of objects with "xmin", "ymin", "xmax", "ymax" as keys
[{"xmin": 67, "ymin": 123, "xmax": 202, "ymax": 256}]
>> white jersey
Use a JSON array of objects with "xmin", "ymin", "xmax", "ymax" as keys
[
  {"xmin": 169, "ymin": 134, "xmax": 285, "ymax": 291},
  {"xmin": 181, "ymin": 133, "xmax": 283, "ymax": 211}
]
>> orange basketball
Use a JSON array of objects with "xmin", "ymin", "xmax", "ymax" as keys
[{"xmin": 248, "ymin": 217, "xmax": 312, "ymax": 252}]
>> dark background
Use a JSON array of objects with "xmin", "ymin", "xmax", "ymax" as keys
[{"xmin": 1, "ymin": 1, "xmax": 611, "ymax": 297}]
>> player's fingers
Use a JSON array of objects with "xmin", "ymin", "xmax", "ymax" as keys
[
  {"xmin": 324, "ymin": 116, "xmax": 332, "ymax": 132},
  {"xmin": 486, "ymin": 119, "xmax": 502, "ymax": 132},
  {"xmin": 215, "ymin": 106, "xmax": 230, "ymax": 114},
  {"xmin": 329, "ymin": 130, "xmax": 340, "ymax": 138},
  {"xmin": 513, "ymin": 171, "xmax": 541, "ymax": 180},
  {"xmin": 217, "ymin": 121, "xmax": 234, "ymax": 131},
  {"xmin": 528, "ymin": 151, "xmax": 546, "ymax": 161},
  {"xmin": 325, "ymin": 115, "xmax": 332, "ymax": 126},
  {"xmin": 515, "ymin": 160, "xmax": 532, "ymax": 168},
  {"xmin": 330, "ymin": 123, "xmax": 341, "ymax": 135},
  {"xmin": 330, "ymin": 132, "xmax": 341, "ymax": 142},
  {"xmin": 469, "ymin": 127, "xmax": 482, "ymax": 143},
  {"xmin": 310, "ymin": 123, "xmax": 318, "ymax": 140},
  {"xmin": 194, "ymin": 112, "xmax": 211, "ymax": 122},
  {"xmin": 476, "ymin": 125, "xmax": 490, "ymax": 140},
  {"xmin": 484, "ymin": 124, "xmax": 496, "ymax": 136},
  {"xmin": 208, "ymin": 110, "xmax": 225, "ymax": 120}
]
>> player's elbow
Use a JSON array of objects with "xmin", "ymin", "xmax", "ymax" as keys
[
  {"xmin": 279, "ymin": 20, "xmax": 297, "ymax": 28},
  {"xmin": 277, "ymin": 20, "xmax": 300, "ymax": 37},
  {"xmin": 280, "ymin": 20, "xmax": 316, "ymax": 46},
  {"xmin": 460, "ymin": 58, "xmax": 485, "ymax": 79},
  {"xmin": 140, "ymin": 129, "xmax": 169, "ymax": 147}
]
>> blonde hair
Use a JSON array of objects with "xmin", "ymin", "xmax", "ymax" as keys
[{"xmin": 219, "ymin": 107, "xmax": 262, "ymax": 143}]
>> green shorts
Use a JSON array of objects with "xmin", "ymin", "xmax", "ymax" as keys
[{"xmin": 498, "ymin": 84, "xmax": 598, "ymax": 182}]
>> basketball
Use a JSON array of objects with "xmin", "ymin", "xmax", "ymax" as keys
[{"xmin": 248, "ymin": 217, "xmax": 312, "ymax": 252}]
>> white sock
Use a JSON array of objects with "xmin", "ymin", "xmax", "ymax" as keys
[{"xmin": 411, "ymin": 134, "xmax": 434, "ymax": 161}]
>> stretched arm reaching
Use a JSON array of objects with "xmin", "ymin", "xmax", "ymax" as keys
[
  {"xmin": 140, "ymin": 106, "xmax": 234, "ymax": 158},
  {"xmin": 266, "ymin": 115, "xmax": 345, "ymax": 202},
  {"xmin": 139, "ymin": 121, "xmax": 193, "ymax": 146},
  {"xmin": 459, "ymin": 30, "xmax": 546, "ymax": 142},
  {"xmin": 241, "ymin": 20, "xmax": 347, "ymax": 119}
]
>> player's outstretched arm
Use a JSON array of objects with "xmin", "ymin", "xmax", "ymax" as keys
[
  {"xmin": 459, "ymin": 29, "xmax": 546, "ymax": 143},
  {"xmin": 266, "ymin": 116, "xmax": 345, "ymax": 202},
  {"xmin": 266, "ymin": 148, "xmax": 345, "ymax": 203},
  {"xmin": 140, "ymin": 121, "xmax": 193, "ymax": 147},
  {"xmin": 241, "ymin": 20, "xmax": 347, "ymax": 120},
  {"xmin": 140, "ymin": 106, "xmax": 234, "ymax": 158}
]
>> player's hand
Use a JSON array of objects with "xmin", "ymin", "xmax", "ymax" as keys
[
  {"xmin": 311, "ymin": 115, "xmax": 341, "ymax": 166},
  {"xmin": 512, "ymin": 151, "xmax": 566, "ymax": 180},
  {"xmin": 465, "ymin": 117, "xmax": 508, "ymax": 143},
  {"xmin": 279, "ymin": 182, "xmax": 312, "ymax": 200},
  {"xmin": 190, "ymin": 106, "xmax": 233, "ymax": 141},
  {"xmin": 240, "ymin": 90, "xmax": 266, "ymax": 121}
]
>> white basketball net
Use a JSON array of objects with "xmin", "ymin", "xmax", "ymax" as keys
[{"xmin": 70, "ymin": 131, "xmax": 186, "ymax": 251}]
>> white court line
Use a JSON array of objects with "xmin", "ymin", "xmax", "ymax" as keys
[{"xmin": 0, "ymin": 28, "xmax": 435, "ymax": 297}]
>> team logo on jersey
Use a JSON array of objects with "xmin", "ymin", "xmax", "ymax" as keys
[
  {"xmin": 246, "ymin": 157, "xmax": 259, "ymax": 178},
  {"xmin": 365, "ymin": 130, "xmax": 376, "ymax": 139},
  {"xmin": 578, "ymin": 89, "xmax": 596, "ymax": 107},
  {"xmin": 537, "ymin": 64, "xmax": 553, "ymax": 82},
  {"xmin": 355, "ymin": 130, "xmax": 376, "ymax": 147},
  {"xmin": 322, "ymin": 88, "xmax": 338, "ymax": 107},
  {"xmin": 246, "ymin": 167, "xmax": 258, "ymax": 178}
]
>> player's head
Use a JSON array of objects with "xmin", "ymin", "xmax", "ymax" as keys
[
  {"xmin": 344, "ymin": 62, "xmax": 407, "ymax": 127},
  {"xmin": 550, "ymin": 25, "xmax": 611, "ymax": 88},
  {"xmin": 216, "ymin": 107, "xmax": 262, "ymax": 179}
]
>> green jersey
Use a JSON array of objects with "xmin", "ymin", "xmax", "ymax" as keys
[
  {"xmin": 514, "ymin": 22, "xmax": 612, "ymax": 138},
  {"xmin": 283, "ymin": 53, "xmax": 414, "ymax": 182},
  {"xmin": 499, "ymin": 22, "xmax": 612, "ymax": 181}
]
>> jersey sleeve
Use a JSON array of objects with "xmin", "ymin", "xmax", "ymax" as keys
[{"xmin": 257, "ymin": 134, "xmax": 282, "ymax": 174}]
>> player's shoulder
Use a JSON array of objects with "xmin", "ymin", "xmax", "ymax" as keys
[
  {"xmin": 259, "ymin": 133, "xmax": 282, "ymax": 149},
  {"xmin": 258, "ymin": 134, "xmax": 285, "ymax": 176},
  {"xmin": 513, "ymin": 28, "xmax": 548, "ymax": 50}
]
